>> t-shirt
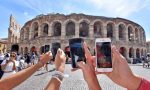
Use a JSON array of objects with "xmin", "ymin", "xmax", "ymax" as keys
[{"xmin": 0, "ymin": 54, "xmax": 4, "ymax": 60}]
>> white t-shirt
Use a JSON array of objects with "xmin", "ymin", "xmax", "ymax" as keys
[
  {"xmin": 1, "ymin": 61, "xmax": 17, "ymax": 79},
  {"xmin": 0, "ymin": 54, "xmax": 4, "ymax": 60}
]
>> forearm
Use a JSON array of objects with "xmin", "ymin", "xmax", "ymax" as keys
[
  {"xmin": 0, "ymin": 62, "xmax": 43, "ymax": 89},
  {"xmin": 87, "ymin": 77, "xmax": 101, "ymax": 90},
  {"xmin": 45, "ymin": 78, "xmax": 61, "ymax": 90}
]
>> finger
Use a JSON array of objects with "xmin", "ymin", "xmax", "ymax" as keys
[
  {"xmin": 83, "ymin": 42, "xmax": 92, "ymax": 64},
  {"xmin": 77, "ymin": 61, "xmax": 85, "ymax": 69},
  {"xmin": 92, "ymin": 56, "xmax": 96, "ymax": 67},
  {"xmin": 83, "ymin": 42, "xmax": 92, "ymax": 58}
]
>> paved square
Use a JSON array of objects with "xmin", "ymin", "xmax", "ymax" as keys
[{"xmin": 14, "ymin": 64, "xmax": 150, "ymax": 90}]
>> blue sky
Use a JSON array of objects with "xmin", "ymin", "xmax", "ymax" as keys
[{"xmin": 0, "ymin": 0, "xmax": 150, "ymax": 41}]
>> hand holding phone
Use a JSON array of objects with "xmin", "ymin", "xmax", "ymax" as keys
[
  {"xmin": 96, "ymin": 38, "xmax": 113, "ymax": 72},
  {"xmin": 69, "ymin": 38, "xmax": 86, "ymax": 68}
]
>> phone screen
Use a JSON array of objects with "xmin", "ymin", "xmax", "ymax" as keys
[
  {"xmin": 96, "ymin": 42, "xmax": 112, "ymax": 68},
  {"xmin": 69, "ymin": 38, "xmax": 86, "ymax": 68}
]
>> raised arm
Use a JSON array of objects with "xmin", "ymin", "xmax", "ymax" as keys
[
  {"xmin": 45, "ymin": 48, "xmax": 66, "ymax": 90},
  {"xmin": 0, "ymin": 52, "xmax": 52, "ymax": 90}
]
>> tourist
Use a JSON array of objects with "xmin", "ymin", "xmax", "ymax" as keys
[{"xmin": 1, "ymin": 52, "xmax": 17, "ymax": 79}]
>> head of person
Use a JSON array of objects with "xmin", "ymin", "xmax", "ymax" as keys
[{"xmin": 10, "ymin": 52, "xmax": 17, "ymax": 60}]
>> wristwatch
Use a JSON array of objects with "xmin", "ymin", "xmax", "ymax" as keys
[{"xmin": 52, "ymin": 71, "xmax": 64, "ymax": 83}]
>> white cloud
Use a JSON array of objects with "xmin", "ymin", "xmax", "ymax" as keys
[{"xmin": 84, "ymin": 0, "xmax": 150, "ymax": 17}]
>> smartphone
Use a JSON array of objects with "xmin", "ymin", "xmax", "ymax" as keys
[
  {"xmin": 96, "ymin": 38, "xmax": 113, "ymax": 72},
  {"xmin": 69, "ymin": 38, "xmax": 86, "ymax": 68}
]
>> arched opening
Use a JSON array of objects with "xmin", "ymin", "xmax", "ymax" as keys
[
  {"xmin": 136, "ymin": 48, "xmax": 140, "ymax": 58},
  {"xmin": 107, "ymin": 23, "xmax": 113, "ymax": 38},
  {"xmin": 135, "ymin": 28, "xmax": 139, "ymax": 42},
  {"xmin": 119, "ymin": 47, "xmax": 127, "ymax": 58},
  {"xmin": 66, "ymin": 21, "xmax": 75, "ymax": 36},
  {"xmin": 94, "ymin": 21, "xmax": 102, "ymax": 37},
  {"xmin": 128, "ymin": 26, "xmax": 134, "ymax": 42},
  {"xmin": 129, "ymin": 48, "xmax": 134, "ymax": 58},
  {"xmin": 11, "ymin": 44, "xmax": 19, "ymax": 53},
  {"xmin": 43, "ymin": 23, "xmax": 49, "ymax": 36},
  {"xmin": 79, "ymin": 21, "xmax": 89, "ymax": 37},
  {"xmin": 118, "ymin": 24, "xmax": 125, "ymax": 40},
  {"xmin": 32, "ymin": 22, "xmax": 39, "ymax": 38},
  {"xmin": 24, "ymin": 47, "xmax": 28, "ymax": 54},
  {"xmin": 53, "ymin": 22, "xmax": 61, "ymax": 36}
]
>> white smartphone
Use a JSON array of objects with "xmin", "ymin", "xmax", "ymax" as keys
[{"xmin": 95, "ymin": 38, "xmax": 113, "ymax": 72}]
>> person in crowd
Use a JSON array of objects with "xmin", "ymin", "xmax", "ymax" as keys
[
  {"xmin": 0, "ymin": 48, "xmax": 66, "ymax": 90},
  {"xmin": 77, "ymin": 42, "xmax": 150, "ymax": 90},
  {"xmin": 24, "ymin": 53, "xmax": 31, "ymax": 68},
  {"xmin": 1, "ymin": 52, "xmax": 17, "ymax": 79},
  {"xmin": 0, "ymin": 50, "xmax": 5, "ymax": 79}
]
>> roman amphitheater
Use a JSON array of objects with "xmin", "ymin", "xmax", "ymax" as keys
[{"xmin": 8, "ymin": 13, "xmax": 147, "ymax": 60}]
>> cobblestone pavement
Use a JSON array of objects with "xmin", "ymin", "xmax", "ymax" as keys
[{"xmin": 14, "ymin": 64, "xmax": 150, "ymax": 90}]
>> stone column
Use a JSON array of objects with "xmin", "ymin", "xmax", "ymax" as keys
[
  {"xmin": 126, "ymin": 47, "xmax": 129, "ymax": 59},
  {"xmin": 61, "ymin": 24, "xmax": 65, "ymax": 39},
  {"xmin": 29, "ymin": 27, "xmax": 32, "ymax": 39},
  {"xmin": 114, "ymin": 25, "xmax": 119, "ymax": 41},
  {"xmin": 134, "ymin": 48, "xmax": 136, "ymax": 58},
  {"xmin": 38, "ymin": 26, "xmax": 41, "ymax": 37},
  {"xmin": 89, "ymin": 24, "xmax": 94, "ymax": 38},
  {"xmin": 103, "ymin": 24, "xmax": 107, "ymax": 38},
  {"xmin": 75, "ymin": 22, "xmax": 79, "ymax": 38},
  {"xmin": 125, "ymin": 27, "xmax": 128, "ymax": 42},
  {"xmin": 48, "ymin": 25, "xmax": 52, "ymax": 36}
]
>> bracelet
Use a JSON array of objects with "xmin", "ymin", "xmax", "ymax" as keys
[{"xmin": 52, "ymin": 71, "xmax": 64, "ymax": 83}]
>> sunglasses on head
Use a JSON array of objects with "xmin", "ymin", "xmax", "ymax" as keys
[{"xmin": 10, "ymin": 55, "xmax": 16, "ymax": 57}]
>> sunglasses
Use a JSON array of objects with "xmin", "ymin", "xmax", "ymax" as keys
[{"xmin": 10, "ymin": 55, "xmax": 16, "ymax": 57}]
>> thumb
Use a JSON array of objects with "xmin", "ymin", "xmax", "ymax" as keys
[{"xmin": 77, "ymin": 61, "xmax": 85, "ymax": 70}]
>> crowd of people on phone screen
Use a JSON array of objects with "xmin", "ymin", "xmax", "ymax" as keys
[{"xmin": 0, "ymin": 42, "xmax": 150, "ymax": 90}]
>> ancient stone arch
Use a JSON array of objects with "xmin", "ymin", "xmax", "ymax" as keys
[
  {"xmin": 79, "ymin": 19, "xmax": 90, "ymax": 37},
  {"xmin": 31, "ymin": 21, "xmax": 39, "ymax": 38},
  {"xmin": 127, "ymin": 25, "xmax": 134, "ymax": 42},
  {"xmin": 51, "ymin": 20, "xmax": 62, "ymax": 36},
  {"xmin": 65, "ymin": 20, "xmax": 75, "ymax": 36},
  {"xmin": 41, "ymin": 22, "xmax": 49, "ymax": 36},
  {"xmin": 93, "ymin": 20, "xmax": 103, "ymax": 38},
  {"xmin": 118, "ymin": 22, "xmax": 126, "ymax": 40},
  {"xmin": 106, "ymin": 21, "xmax": 115, "ymax": 38}
]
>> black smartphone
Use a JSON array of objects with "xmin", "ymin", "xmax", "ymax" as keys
[{"xmin": 69, "ymin": 38, "xmax": 86, "ymax": 68}]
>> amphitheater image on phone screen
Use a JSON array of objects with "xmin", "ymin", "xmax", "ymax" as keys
[{"xmin": 96, "ymin": 42, "xmax": 112, "ymax": 68}]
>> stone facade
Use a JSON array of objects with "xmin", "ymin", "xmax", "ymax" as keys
[
  {"xmin": 147, "ymin": 42, "xmax": 150, "ymax": 53},
  {"xmin": 8, "ymin": 13, "xmax": 147, "ymax": 60},
  {"xmin": 7, "ymin": 15, "xmax": 21, "ymax": 52},
  {"xmin": 0, "ymin": 38, "xmax": 7, "ymax": 53}
]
